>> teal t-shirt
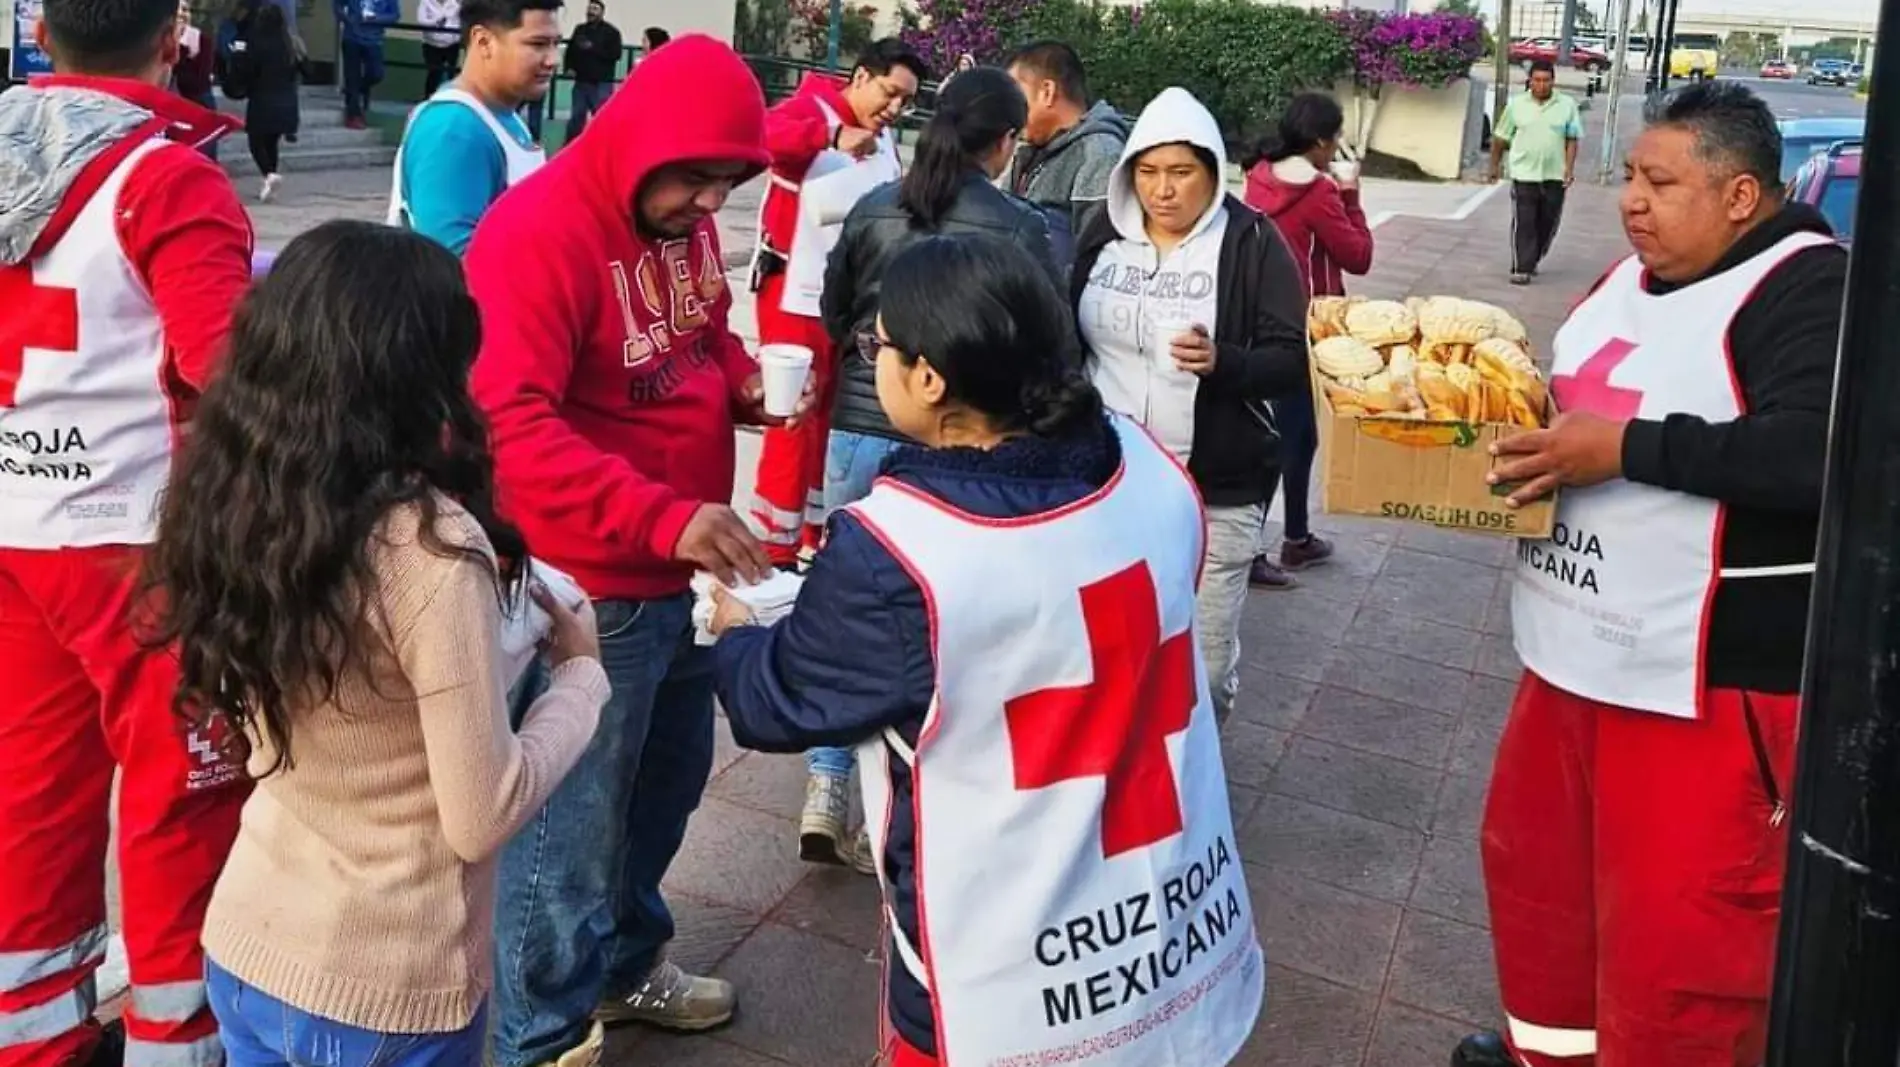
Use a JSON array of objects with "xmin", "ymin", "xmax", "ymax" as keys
[{"xmin": 398, "ymin": 100, "xmax": 536, "ymax": 255}]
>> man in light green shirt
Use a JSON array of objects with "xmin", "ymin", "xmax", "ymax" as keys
[{"xmin": 1490, "ymin": 60, "xmax": 1583, "ymax": 284}]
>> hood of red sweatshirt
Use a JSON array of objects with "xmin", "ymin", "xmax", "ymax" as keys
[
  {"xmin": 1244, "ymin": 158, "xmax": 1320, "ymax": 220},
  {"xmin": 554, "ymin": 34, "xmax": 770, "ymax": 224},
  {"xmin": 791, "ymin": 70, "xmax": 864, "ymax": 128}
]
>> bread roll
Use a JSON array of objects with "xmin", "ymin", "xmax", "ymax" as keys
[
  {"xmin": 1344, "ymin": 300, "xmax": 1418, "ymax": 346},
  {"xmin": 1416, "ymin": 296, "xmax": 1495, "ymax": 346},
  {"xmin": 1313, "ymin": 335, "xmax": 1385, "ymax": 379},
  {"xmin": 1386, "ymin": 344, "xmax": 1418, "ymax": 383},
  {"xmin": 1309, "ymin": 296, "xmax": 1353, "ymax": 340}
]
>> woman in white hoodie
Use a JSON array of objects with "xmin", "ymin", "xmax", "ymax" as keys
[{"xmin": 1070, "ymin": 86, "xmax": 1310, "ymax": 727}]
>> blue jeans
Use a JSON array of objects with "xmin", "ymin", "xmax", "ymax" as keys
[
  {"xmin": 491, "ymin": 593, "xmax": 715, "ymax": 1067},
  {"xmin": 564, "ymin": 81, "xmax": 610, "ymax": 143},
  {"xmin": 207, "ymin": 960, "xmax": 486, "ymax": 1066},
  {"xmin": 338, "ymin": 37, "xmax": 384, "ymax": 120},
  {"xmin": 806, "ymin": 430, "xmax": 906, "ymax": 780}
]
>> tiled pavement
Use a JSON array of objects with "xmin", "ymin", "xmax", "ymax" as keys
[{"xmin": 611, "ymin": 119, "xmax": 1641, "ymax": 1066}]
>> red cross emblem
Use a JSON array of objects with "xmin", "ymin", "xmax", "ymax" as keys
[
  {"xmin": 1552, "ymin": 337, "xmax": 1644, "ymax": 420},
  {"xmin": 0, "ymin": 263, "xmax": 80, "ymax": 410},
  {"xmin": 1004, "ymin": 561, "xmax": 1197, "ymax": 859}
]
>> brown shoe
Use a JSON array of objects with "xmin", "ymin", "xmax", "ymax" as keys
[
  {"xmin": 1248, "ymin": 555, "xmax": 1298, "ymax": 589},
  {"xmin": 1279, "ymin": 534, "xmax": 1334, "ymax": 571},
  {"xmin": 531, "ymin": 1020, "xmax": 604, "ymax": 1066}
]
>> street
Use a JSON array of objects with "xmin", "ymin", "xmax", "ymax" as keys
[{"xmin": 1726, "ymin": 74, "xmax": 1868, "ymax": 120}]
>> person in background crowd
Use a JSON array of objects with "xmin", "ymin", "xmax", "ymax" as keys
[
  {"xmin": 0, "ymin": 0, "xmax": 254, "ymax": 1058},
  {"xmin": 748, "ymin": 36, "xmax": 922, "ymax": 580},
  {"xmin": 171, "ymin": 0, "xmax": 218, "ymax": 156},
  {"xmin": 418, "ymin": 0, "xmax": 461, "ymax": 94},
  {"xmin": 807, "ymin": 65, "xmax": 1055, "ymax": 872},
  {"xmin": 1004, "ymin": 38, "xmax": 1129, "ymax": 268},
  {"xmin": 228, "ymin": 2, "xmax": 302, "ymax": 202},
  {"xmin": 642, "ymin": 24, "xmax": 668, "ymax": 51},
  {"xmin": 333, "ymin": 0, "xmax": 396, "ymax": 128},
  {"xmin": 389, "ymin": 0, "xmax": 558, "ymax": 254},
  {"xmin": 1452, "ymin": 81, "xmax": 1846, "ymax": 1067},
  {"xmin": 938, "ymin": 50, "xmax": 974, "ymax": 88},
  {"xmin": 1491, "ymin": 58, "xmax": 1581, "ymax": 285},
  {"xmin": 144, "ymin": 220, "xmax": 608, "ymax": 1067},
  {"xmin": 714, "ymin": 234, "xmax": 1264, "ymax": 1067},
  {"xmin": 1241, "ymin": 91, "xmax": 1373, "ymax": 588},
  {"xmin": 1073, "ymin": 86, "xmax": 1308, "ymax": 728},
  {"xmin": 466, "ymin": 35, "xmax": 780, "ymax": 1065},
  {"xmin": 561, "ymin": 0, "xmax": 621, "ymax": 142}
]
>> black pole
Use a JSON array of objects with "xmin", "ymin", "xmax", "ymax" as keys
[
  {"xmin": 1656, "ymin": 0, "xmax": 1678, "ymax": 90},
  {"xmin": 1766, "ymin": 0, "xmax": 1900, "ymax": 1056}
]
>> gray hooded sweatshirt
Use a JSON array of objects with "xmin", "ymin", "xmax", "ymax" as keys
[{"xmin": 1006, "ymin": 99, "xmax": 1131, "ymax": 267}]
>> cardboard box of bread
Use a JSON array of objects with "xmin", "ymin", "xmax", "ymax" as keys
[{"xmin": 1307, "ymin": 294, "xmax": 1556, "ymax": 539}]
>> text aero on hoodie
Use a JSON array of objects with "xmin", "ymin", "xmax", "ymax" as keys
[
  {"xmin": 1077, "ymin": 87, "xmax": 1230, "ymax": 463},
  {"xmin": 465, "ymin": 36, "xmax": 771, "ymax": 601}
]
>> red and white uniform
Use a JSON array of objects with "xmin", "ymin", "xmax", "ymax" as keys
[
  {"xmin": 848, "ymin": 415, "xmax": 1263, "ymax": 1067},
  {"xmin": 0, "ymin": 76, "xmax": 251, "ymax": 1067},
  {"xmin": 747, "ymin": 75, "xmax": 899, "ymax": 563},
  {"xmin": 1490, "ymin": 231, "xmax": 1830, "ymax": 1067}
]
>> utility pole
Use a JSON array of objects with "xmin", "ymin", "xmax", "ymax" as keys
[
  {"xmin": 1597, "ymin": 0, "xmax": 1635, "ymax": 183},
  {"xmin": 1657, "ymin": 0, "xmax": 1679, "ymax": 89},
  {"xmin": 1766, "ymin": 0, "xmax": 1900, "ymax": 1056},
  {"xmin": 1557, "ymin": 0, "xmax": 1577, "ymax": 68},
  {"xmin": 826, "ymin": 0, "xmax": 842, "ymax": 69},
  {"xmin": 1494, "ymin": 0, "xmax": 1515, "ymax": 135}
]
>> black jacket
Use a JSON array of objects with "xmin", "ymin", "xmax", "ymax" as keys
[
  {"xmin": 1617, "ymin": 201, "xmax": 1844, "ymax": 695},
  {"xmin": 229, "ymin": 26, "xmax": 301, "ymax": 137},
  {"xmin": 1071, "ymin": 194, "xmax": 1310, "ymax": 507},
  {"xmin": 820, "ymin": 172, "xmax": 1060, "ymax": 440},
  {"xmin": 563, "ymin": 20, "xmax": 622, "ymax": 85}
]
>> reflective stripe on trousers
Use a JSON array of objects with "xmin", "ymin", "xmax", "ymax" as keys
[
  {"xmin": 0, "ymin": 981, "xmax": 94, "ymax": 1049},
  {"xmin": 1507, "ymin": 1015, "xmax": 1598, "ymax": 1058},
  {"xmin": 125, "ymin": 1031, "xmax": 223, "ymax": 1067},
  {"xmin": 131, "ymin": 979, "xmax": 207, "ymax": 1023},
  {"xmin": 0, "ymin": 924, "xmax": 108, "ymax": 993}
]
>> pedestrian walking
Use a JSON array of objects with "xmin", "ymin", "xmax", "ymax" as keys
[
  {"xmin": 418, "ymin": 0, "xmax": 461, "ymax": 94},
  {"xmin": 333, "ymin": 0, "xmax": 396, "ymax": 127},
  {"xmin": 1073, "ymin": 86, "xmax": 1310, "ymax": 727},
  {"xmin": 0, "ymin": 0, "xmax": 253, "ymax": 1058},
  {"xmin": 145, "ymin": 220, "xmax": 607, "ymax": 1067},
  {"xmin": 561, "ymin": 1, "xmax": 622, "ymax": 142},
  {"xmin": 1241, "ymin": 91, "xmax": 1375, "ymax": 588},
  {"xmin": 1490, "ymin": 58, "xmax": 1582, "ymax": 284},
  {"xmin": 1452, "ymin": 82, "xmax": 1847, "ymax": 1067},
  {"xmin": 228, "ymin": 2, "xmax": 302, "ymax": 201},
  {"xmin": 713, "ymin": 234, "xmax": 1264, "ymax": 1067}
]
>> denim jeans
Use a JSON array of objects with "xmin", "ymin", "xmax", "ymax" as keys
[
  {"xmin": 338, "ymin": 38, "xmax": 384, "ymax": 120},
  {"xmin": 564, "ymin": 81, "xmax": 610, "ymax": 143},
  {"xmin": 805, "ymin": 430, "xmax": 906, "ymax": 779},
  {"xmin": 1271, "ymin": 394, "xmax": 1318, "ymax": 542},
  {"xmin": 491, "ymin": 593, "xmax": 715, "ymax": 1067},
  {"xmin": 207, "ymin": 960, "xmax": 486, "ymax": 1067}
]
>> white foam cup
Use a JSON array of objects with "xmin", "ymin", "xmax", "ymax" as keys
[
  {"xmin": 758, "ymin": 344, "xmax": 814, "ymax": 418},
  {"xmin": 1329, "ymin": 160, "xmax": 1360, "ymax": 184}
]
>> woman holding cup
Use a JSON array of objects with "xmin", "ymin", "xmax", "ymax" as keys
[
  {"xmin": 1072, "ymin": 86, "xmax": 1310, "ymax": 727},
  {"xmin": 1241, "ymin": 92, "xmax": 1376, "ymax": 587}
]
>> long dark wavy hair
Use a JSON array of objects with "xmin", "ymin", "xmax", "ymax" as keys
[{"xmin": 142, "ymin": 219, "xmax": 527, "ymax": 774}]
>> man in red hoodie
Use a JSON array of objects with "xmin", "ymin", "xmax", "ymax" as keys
[
  {"xmin": 466, "ymin": 34, "xmax": 776, "ymax": 1067},
  {"xmin": 0, "ymin": 0, "xmax": 253, "ymax": 1062},
  {"xmin": 745, "ymin": 37, "xmax": 923, "ymax": 571}
]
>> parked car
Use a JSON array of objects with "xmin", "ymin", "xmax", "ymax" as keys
[
  {"xmin": 1808, "ymin": 58, "xmax": 1854, "ymax": 86},
  {"xmin": 1761, "ymin": 58, "xmax": 1796, "ymax": 79},
  {"xmin": 1787, "ymin": 140, "xmax": 1860, "ymax": 246},
  {"xmin": 1778, "ymin": 116, "xmax": 1866, "ymax": 181},
  {"xmin": 1509, "ymin": 36, "xmax": 1614, "ymax": 71}
]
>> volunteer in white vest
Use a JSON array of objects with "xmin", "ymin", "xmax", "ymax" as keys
[
  {"xmin": 1451, "ymin": 82, "xmax": 1847, "ymax": 1067},
  {"xmin": 711, "ymin": 235, "xmax": 1263, "ymax": 1067},
  {"xmin": 389, "ymin": 0, "xmax": 560, "ymax": 255}
]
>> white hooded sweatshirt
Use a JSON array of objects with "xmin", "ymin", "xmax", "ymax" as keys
[{"xmin": 1077, "ymin": 87, "xmax": 1230, "ymax": 462}]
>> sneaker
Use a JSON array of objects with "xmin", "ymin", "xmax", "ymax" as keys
[
  {"xmin": 595, "ymin": 959, "xmax": 735, "ymax": 1032},
  {"xmin": 1247, "ymin": 554, "xmax": 1298, "ymax": 590},
  {"xmin": 799, "ymin": 772, "xmax": 850, "ymax": 865},
  {"xmin": 344, "ymin": 115, "xmax": 368, "ymax": 130},
  {"xmin": 1279, "ymin": 534, "xmax": 1334, "ymax": 571},
  {"xmin": 531, "ymin": 1020, "xmax": 604, "ymax": 1066},
  {"xmin": 258, "ymin": 173, "xmax": 281, "ymax": 202},
  {"xmin": 847, "ymin": 827, "xmax": 877, "ymax": 876},
  {"xmin": 86, "ymin": 1021, "xmax": 125, "ymax": 1067},
  {"xmin": 1449, "ymin": 1030, "xmax": 1513, "ymax": 1067},
  {"xmin": 1509, "ymin": 272, "xmax": 1532, "ymax": 285}
]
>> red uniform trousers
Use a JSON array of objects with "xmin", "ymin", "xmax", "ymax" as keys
[
  {"xmin": 0, "ymin": 546, "xmax": 247, "ymax": 1067},
  {"xmin": 747, "ymin": 272, "xmax": 837, "ymax": 565},
  {"xmin": 1482, "ymin": 670, "xmax": 1799, "ymax": 1067}
]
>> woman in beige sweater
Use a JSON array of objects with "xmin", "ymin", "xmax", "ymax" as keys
[{"xmin": 142, "ymin": 220, "xmax": 610, "ymax": 1067}]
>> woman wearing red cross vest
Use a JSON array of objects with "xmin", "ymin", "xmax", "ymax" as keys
[
  {"xmin": 1450, "ymin": 83, "xmax": 1846, "ymax": 1067},
  {"xmin": 710, "ymin": 234, "xmax": 1263, "ymax": 1067}
]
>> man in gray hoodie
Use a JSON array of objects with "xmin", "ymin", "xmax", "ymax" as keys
[{"xmin": 1005, "ymin": 39, "xmax": 1130, "ymax": 269}]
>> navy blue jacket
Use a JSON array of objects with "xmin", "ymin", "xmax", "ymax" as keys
[{"xmin": 715, "ymin": 418, "xmax": 1122, "ymax": 1056}]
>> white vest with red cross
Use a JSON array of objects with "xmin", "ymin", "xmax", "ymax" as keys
[
  {"xmin": 759, "ymin": 97, "xmax": 900, "ymax": 318},
  {"xmin": 1512, "ymin": 230, "xmax": 1832, "ymax": 718},
  {"xmin": 0, "ymin": 138, "xmax": 179, "ymax": 550},
  {"xmin": 844, "ymin": 414, "xmax": 1263, "ymax": 1067}
]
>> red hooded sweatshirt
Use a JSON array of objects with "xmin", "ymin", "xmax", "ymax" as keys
[
  {"xmin": 465, "ymin": 35, "xmax": 771, "ymax": 600},
  {"xmin": 759, "ymin": 72, "xmax": 863, "ymax": 257},
  {"xmin": 1243, "ymin": 156, "xmax": 1374, "ymax": 298}
]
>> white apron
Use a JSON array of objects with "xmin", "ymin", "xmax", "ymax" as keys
[
  {"xmin": 1512, "ymin": 231, "xmax": 1832, "ymax": 717},
  {"xmin": 765, "ymin": 98, "xmax": 900, "ymax": 318},
  {"xmin": 387, "ymin": 88, "xmax": 545, "ymax": 227},
  {"xmin": 0, "ymin": 138, "xmax": 176, "ymax": 549},
  {"xmin": 846, "ymin": 415, "xmax": 1263, "ymax": 1067}
]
